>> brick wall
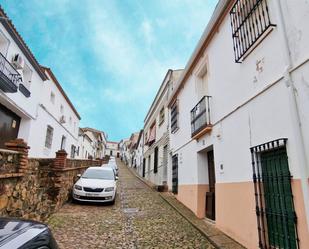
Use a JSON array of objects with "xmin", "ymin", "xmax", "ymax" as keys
[{"xmin": 0, "ymin": 139, "xmax": 105, "ymax": 221}]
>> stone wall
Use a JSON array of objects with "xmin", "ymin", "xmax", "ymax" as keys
[{"xmin": 0, "ymin": 139, "xmax": 106, "ymax": 221}]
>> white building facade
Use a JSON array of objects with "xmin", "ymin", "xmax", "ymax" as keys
[
  {"xmin": 143, "ymin": 69, "xmax": 182, "ymax": 188},
  {"xmin": 168, "ymin": 1, "xmax": 309, "ymax": 248},
  {"xmin": 77, "ymin": 127, "xmax": 106, "ymax": 159},
  {"xmin": 105, "ymin": 141, "xmax": 119, "ymax": 158},
  {"xmin": 134, "ymin": 130, "xmax": 144, "ymax": 176},
  {"xmin": 0, "ymin": 9, "xmax": 80, "ymax": 158}
]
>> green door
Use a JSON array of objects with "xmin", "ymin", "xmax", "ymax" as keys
[{"xmin": 260, "ymin": 147, "xmax": 298, "ymax": 249}]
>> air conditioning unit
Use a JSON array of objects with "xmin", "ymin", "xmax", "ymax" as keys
[
  {"xmin": 60, "ymin": 115, "xmax": 66, "ymax": 124},
  {"xmin": 12, "ymin": 54, "xmax": 25, "ymax": 69}
]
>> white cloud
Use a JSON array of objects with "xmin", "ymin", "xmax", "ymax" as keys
[{"xmin": 140, "ymin": 19, "xmax": 154, "ymax": 45}]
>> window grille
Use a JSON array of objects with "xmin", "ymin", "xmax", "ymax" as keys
[
  {"xmin": 171, "ymin": 101, "xmax": 179, "ymax": 133},
  {"xmin": 154, "ymin": 146, "xmax": 158, "ymax": 173},
  {"xmin": 230, "ymin": 0, "xmax": 275, "ymax": 63},
  {"xmin": 159, "ymin": 107, "xmax": 165, "ymax": 125},
  {"xmin": 250, "ymin": 139, "xmax": 299, "ymax": 249},
  {"xmin": 172, "ymin": 154, "xmax": 178, "ymax": 194},
  {"xmin": 45, "ymin": 125, "xmax": 54, "ymax": 149},
  {"xmin": 71, "ymin": 145, "xmax": 76, "ymax": 158}
]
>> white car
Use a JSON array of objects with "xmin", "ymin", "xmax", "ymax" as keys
[
  {"xmin": 106, "ymin": 161, "xmax": 119, "ymax": 176},
  {"xmin": 73, "ymin": 167, "xmax": 117, "ymax": 204}
]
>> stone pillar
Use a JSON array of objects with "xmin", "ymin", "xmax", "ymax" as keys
[
  {"xmin": 54, "ymin": 150, "xmax": 67, "ymax": 169},
  {"xmin": 5, "ymin": 139, "xmax": 30, "ymax": 174}
]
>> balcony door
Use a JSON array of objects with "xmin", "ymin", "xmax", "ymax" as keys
[{"xmin": 0, "ymin": 103, "xmax": 20, "ymax": 148}]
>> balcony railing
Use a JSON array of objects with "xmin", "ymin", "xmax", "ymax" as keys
[
  {"xmin": 191, "ymin": 96, "xmax": 212, "ymax": 138},
  {"xmin": 0, "ymin": 52, "xmax": 22, "ymax": 93}
]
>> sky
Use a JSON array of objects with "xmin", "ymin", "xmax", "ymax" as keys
[{"xmin": 1, "ymin": 0, "xmax": 218, "ymax": 141}]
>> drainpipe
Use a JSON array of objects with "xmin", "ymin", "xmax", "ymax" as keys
[{"xmin": 275, "ymin": 0, "xmax": 309, "ymax": 229}]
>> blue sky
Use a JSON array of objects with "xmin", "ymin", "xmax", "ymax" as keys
[{"xmin": 1, "ymin": 0, "xmax": 217, "ymax": 141}]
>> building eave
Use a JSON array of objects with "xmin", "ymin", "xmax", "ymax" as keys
[
  {"xmin": 144, "ymin": 69, "xmax": 173, "ymax": 124},
  {"xmin": 167, "ymin": 0, "xmax": 232, "ymax": 107},
  {"xmin": 0, "ymin": 7, "xmax": 48, "ymax": 81},
  {"xmin": 41, "ymin": 66, "xmax": 81, "ymax": 120}
]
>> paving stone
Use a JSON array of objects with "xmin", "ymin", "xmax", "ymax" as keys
[{"xmin": 47, "ymin": 159, "xmax": 215, "ymax": 249}]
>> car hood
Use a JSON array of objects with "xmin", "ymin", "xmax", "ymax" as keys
[{"xmin": 75, "ymin": 178, "xmax": 116, "ymax": 188}]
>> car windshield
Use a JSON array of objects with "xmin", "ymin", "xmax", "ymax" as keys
[{"xmin": 82, "ymin": 169, "xmax": 114, "ymax": 180}]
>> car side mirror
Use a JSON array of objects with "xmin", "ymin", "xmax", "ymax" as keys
[
  {"xmin": 77, "ymin": 174, "xmax": 81, "ymax": 178},
  {"xmin": 115, "ymin": 176, "xmax": 119, "ymax": 180}
]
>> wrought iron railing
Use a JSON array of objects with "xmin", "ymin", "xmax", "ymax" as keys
[
  {"xmin": 230, "ymin": 0, "xmax": 276, "ymax": 63},
  {"xmin": 191, "ymin": 96, "xmax": 211, "ymax": 137},
  {"xmin": 0, "ymin": 52, "xmax": 22, "ymax": 92}
]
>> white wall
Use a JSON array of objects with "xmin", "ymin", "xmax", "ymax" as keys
[{"xmin": 170, "ymin": 0, "xmax": 309, "ymax": 184}]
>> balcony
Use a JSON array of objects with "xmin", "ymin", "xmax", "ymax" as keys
[
  {"xmin": 0, "ymin": 52, "xmax": 22, "ymax": 93},
  {"xmin": 191, "ymin": 96, "xmax": 212, "ymax": 139}
]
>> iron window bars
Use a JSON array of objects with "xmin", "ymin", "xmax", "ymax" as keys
[
  {"xmin": 250, "ymin": 139, "xmax": 299, "ymax": 249},
  {"xmin": 191, "ymin": 96, "xmax": 211, "ymax": 137},
  {"xmin": 0, "ymin": 51, "xmax": 22, "ymax": 93},
  {"xmin": 171, "ymin": 100, "xmax": 179, "ymax": 133},
  {"xmin": 172, "ymin": 154, "xmax": 178, "ymax": 194},
  {"xmin": 45, "ymin": 125, "xmax": 54, "ymax": 149},
  {"xmin": 230, "ymin": 0, "xmax": 276, "ymax": 63},
  {"xmin": 154, "ymin": 146, "xmax": 158, "ymax": 174}
]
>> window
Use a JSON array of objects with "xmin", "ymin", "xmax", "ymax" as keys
[
  {"xmin": 195, "ymin": 59, "xmax": 208, "ymax": 100},
  {"xmin": 230, "ymin": 0, "xmax": 275, "ymax": 63},
  {"xmin": 0, "ymin": 30, "xmax": 10, "ymax": 56},
  {"xmin": 50, "ymin": 92, "xmax": 55, "ymax": 104},
  {"xmin": 60, "ymin": 104, "xmax": 64, "ymax": 114},
  {"xmin": 251, "ymin": 139, "xmax": 298, "ymax": 249},
  {"xmin": 71, "ymin": 145, "xmax": 76, "ymax": 158},
  {"xmin": 60, "ymin": 135, "xmax": 66, "ymax": 150},
  {"xmin": 170, "ymin": 101, "xmax": 179, "ymax": 133},
  {"xmin": 44, "ymin": 125, "xmax": 54, "ymax": 149},
  {"xmin": 154, "ymin": 146, "xmax": 158, "ymax": 174},
  {"xmin": 69, "ymin": 116, "xmax": 72, "ymax": 126},
  {"xmin": 22, "ymin": 64, "xmax": 32, "ymax": 89},
  {"xmin": 159, "ymin": 107, "xmax": 165, "ymax": 125}
]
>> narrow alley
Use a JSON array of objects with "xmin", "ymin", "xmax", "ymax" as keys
[{"xmin": 47, "ymin": 160, "xmax": 215, "ymax": 249}]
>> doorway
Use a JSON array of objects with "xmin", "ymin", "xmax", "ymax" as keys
[
  {"xmin": 251, "ymin": 141, "xmax": 299, "ymax": 249},
  {"xmin": 0, "ymin": 103, "xmax": 21, "ymax": 148},
  {"xmin": 205, "ymin": 150, "xmax": 216, "ymax": 220}
]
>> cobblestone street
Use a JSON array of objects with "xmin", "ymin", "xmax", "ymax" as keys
[{"xmin": 47, "ymin": 160, "xmax": 215, "ymax": 249}]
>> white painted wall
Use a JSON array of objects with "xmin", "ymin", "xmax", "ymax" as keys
[
  {"xmin": 0, "ymin": 23, "xmax": 80, "ymax": 158},
  {"xmin": 105, "ymin": 142, "xmax": 119, "ymax": 157},
  {"xmin": 170, "ymin": 0, "xmax": 309, "ymax": 185},
  {"xmin": 169, "ymin": 0, "xmax": 309, "ymax": 247}
]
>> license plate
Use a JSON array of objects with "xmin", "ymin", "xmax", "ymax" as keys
[{"xmin": 85, "ymin": 193, "xmax": 99, "ymax": 197}]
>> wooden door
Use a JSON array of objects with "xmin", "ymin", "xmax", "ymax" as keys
[
  {"xmin": 0, "ymin": 103, "xmax": 20, "ymax": 148},
  {"xmin": 260, "ymin": 148, "xmax": 298, "ymax": 249},
  {"xmin": 206, "ymin": 150, "xmax": 216, "ymax": 220}
]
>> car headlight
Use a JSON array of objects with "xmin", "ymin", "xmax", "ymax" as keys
[
  {"xmin": 105, "ymin": 187, "xmax": 114, "ymax": 192},
  {"xmin": 74, "ymin": 185, "xmax": 82, "ymax": 190}
]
